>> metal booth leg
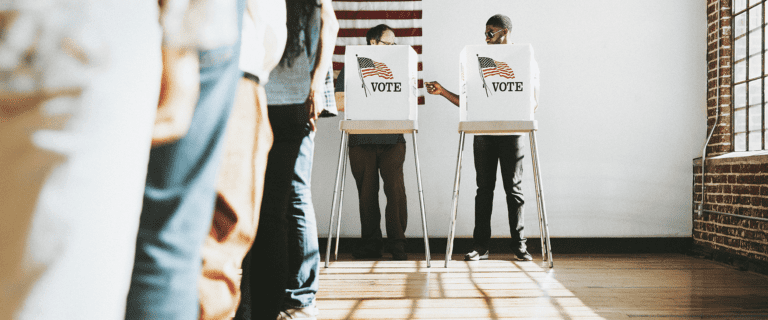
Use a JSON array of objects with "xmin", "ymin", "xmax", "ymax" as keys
[
  {"xmin": 334, "ymin": 132, "xmax": 349, "ymax": 261},
  {"xmin": 445, "ymin": 132, "xmax": 466, "ymax": 267},
  {"xmin": 411, "ymin": 132, "xmax": 431, "ymax": 267},
  {"xmin": 529, "ymin": 132, "xmax": 547, "ymax": 263},
  {"xmin": 529, "ymin": 130, "xmax": 553, "ymax": 268},
  {"xmin": 325, "ymin": 131, "xmax": 348, "ymax": 268}
]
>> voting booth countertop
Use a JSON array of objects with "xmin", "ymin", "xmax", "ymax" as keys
[
  {"xmin": 344, "ymin": 45, "xmax": 419, "ymax": 121},
  {"xmin": 460, "ymin": 44, "xmax": 539, "ymax": 122}
]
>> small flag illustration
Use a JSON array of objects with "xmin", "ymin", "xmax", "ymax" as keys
[
  {"xmin": 478, "ymin": 56, "xmax": 515, "ymax": 79},
  {"xmin": 357, "ymin": 57, "xmax": 394, "ymax": 79}
]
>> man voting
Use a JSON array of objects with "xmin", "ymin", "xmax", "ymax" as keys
[
  {"xmin": 335, "ymin": 25, "xmax": 418, "ymax": 260},
  {"xmin": 426, "ymin": 14, "xmax": 540, "ymax": 261}
]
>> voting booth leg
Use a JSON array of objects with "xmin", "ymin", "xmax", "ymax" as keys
[
  {"xmin": 445, "ymin": 132, "xmax": 467, "ymax": 267},
  {"xmin": 529, "ymin": 133, "xmax": 547, "ymax": 263},
  {"xmin": 325, "ymin": 131, "xmax": 348, "ymax": 268},
  {"xmin": 411, "ymin": 132, "xmax": 431, "ymax": 267},
  {"xmin": 334, "ymin": 137, "xmax": 349, "ymax": 261},
  {"xmin": 529, "ymin": 130, "xmax": 553, "ymax": 268}
]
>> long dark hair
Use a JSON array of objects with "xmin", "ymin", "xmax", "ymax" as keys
[{"xmin": 280, "ymin": 0, "xmax": 321, "ymax": 67}]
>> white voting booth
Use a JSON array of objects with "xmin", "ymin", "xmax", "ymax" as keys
[
  {"xmin": 325, "ymin": 45, "xmax": 431, "ymax": 267},
  {"xmin": 445, "ymin": 44, "xmax": 554, "ymax": 267}
]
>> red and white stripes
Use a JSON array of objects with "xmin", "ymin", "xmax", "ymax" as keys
[{"xmin": 332, "ymin": 0, "xmax": 424, "ymax": 104}]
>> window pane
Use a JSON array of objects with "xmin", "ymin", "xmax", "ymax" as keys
[
  {"xmin": 750, "ymin": 5, "xmax": 763, "ymax": 31},
  {"xmin": 750, "ymin": 105, "xmax": 763, "ymax": 130},
  {"xmin": 736, "ymin": 108, "xmax": 747, "ymax": 132},
  {"xmin": 735, "ymin": 132, "xmax": 747, "ymax": 151},
  {"xmin": 750, "ymin": 0, "xmax": 761, "ymax": 6},
  {"xmin": 750, "ymin": 29, "xmax": 763, "ymax": 55},
  {"xmin": 749, "ymin": 79, "xmax": 762, "ymax": 105},
  {"xmin": 737, "ymin": 60, "xmax": 747, "ymax": 82},
  {"xmin": 749, "ymin": 54, "xmax": 762, "ymax": 78},
  {"xmin": 736, "ymin": 37, "xmax": 747, "ymax": 61},
  {"xmin": 749, "ymin": 131, "xmax": 762, "ymax": 150},
  {"xmin": 736, "ymin": 12, "xmax": 748, "ymax": 37},
  {"xmin": 736, "ymin": 0, "xmax": 747, "ymax": 12},
  {"xmin": 735, "ymin": 83, "xmax": 747, "ymax": 108},
  {"xmin": 750, "ymin": 4, "xmax": 763, "ymax": 29}
]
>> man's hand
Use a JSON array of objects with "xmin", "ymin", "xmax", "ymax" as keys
[
  {"xmin": 425, "ymin": 81, "xmax": 444, "ymax": 95},
  {"xmin": 306, "ymin": 79, "xmax": 324, "ymax": 132},
  {"xmin": 334, "ymin": 92, "xmax": 345, "ymax": 112},
  {"xmin": 425, "ymin": 80, "xmax": 459, "ymax": 107}
]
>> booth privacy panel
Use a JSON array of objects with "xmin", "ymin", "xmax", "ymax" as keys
[
  {"xmin": 344, "ymin": 45, "xmax": 418, "ymax": 121},
  {"xmin": 460, "ymin": 44, "xmax": 538, "ymax": 121}
]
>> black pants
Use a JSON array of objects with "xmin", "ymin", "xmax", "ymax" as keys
[
  {"xmin": 472, "ymin": 135, "xmax": 526, "ymax": 251},
  {"xmin": 348, "ymin": 143, "xmax": 408, "ymax": 250},
  {"xmin": 235, "ymin": 104, "xmax": 309, "ymax": 320}
]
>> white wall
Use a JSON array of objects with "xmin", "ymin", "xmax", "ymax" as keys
[{"xmin": 311, "ymin": 0, "xmax": 707, "ymax": 239}]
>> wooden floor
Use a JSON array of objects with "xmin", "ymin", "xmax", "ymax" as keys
[{"xmin": 317, "ymin": 253, "xmax": 768, "ymax": 320}]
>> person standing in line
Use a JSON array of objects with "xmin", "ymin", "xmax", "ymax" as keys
[
  {"xmin": 197, "ymin": 0, "xmax": 287, "ymax": 319},
  {"xmin": 234, "ymin": 0, "xmax": 338, "ymax": 318},
  {"xmin": 0, "ymin": 1, "xmax": 162, "ymax": 319},
  {"xmin": 425, "ymin": 14, "xmax": 539, "ymax": 262},
  {"xmin": 125, "ymin": 0, "xmax": 247, "ymax": 319},
  {"xmin": 334, "ymin": 24, "xmax": 409, "ymax": 261}
]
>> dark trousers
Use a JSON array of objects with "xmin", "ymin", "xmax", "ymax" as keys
[
  {"xmin": 472, "ymin": 135, "xmax": 526, "ymax": 251},
  {"xmin": 235, "ymin": 104, "xmax": 309, "ymax": 320},
  {"xmin": 348, "ymin": 143, "xmax": 408, "ymax": 250}
]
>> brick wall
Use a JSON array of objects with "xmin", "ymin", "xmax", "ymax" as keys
[{"xmin": 693, "ymin": 0, "xmax": 768, "ymax": 266}]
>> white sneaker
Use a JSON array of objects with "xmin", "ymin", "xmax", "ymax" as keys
[{"xmin": 277, "ymin": 305, "xmax": 319, "ymax": 320}]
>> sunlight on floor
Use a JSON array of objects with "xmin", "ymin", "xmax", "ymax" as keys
[{"xmin": 317, "ymin": 259, "xmax": 605, "ymax": 320}]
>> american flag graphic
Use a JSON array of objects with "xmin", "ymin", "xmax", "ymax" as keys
[
  {"xmin": 332, "ymin": 0, "xmax": 423, "ymax": 104},
  {"xmin": 478, "ymin": 56, "xmax": 515, "ymax": 79},
  {"xmin": 358, "ymin": 57, "xmax": 394, "ymax": 79}
]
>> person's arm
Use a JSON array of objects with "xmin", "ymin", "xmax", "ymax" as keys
[
  {"xmin": 334, "ymin": 92, "xmax": 345, "ymax": 112},
  {"xmin": 334, "ymin": 66, "xmax": 345, "ymax": 112},
  {"xmin": 306, "ymin": 0, "xmax": 339, "ymax": 131},
  {"xmin": 151, "ymin": 47, "xmax": 200, "ymax": 147},
  {"xmin": 425, "ymin": 81, "xmax": 459, "ymax": 107}
]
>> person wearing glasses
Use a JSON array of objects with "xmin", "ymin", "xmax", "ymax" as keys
[
  {"xmin": 425, "ymin": 14, "xmax": 539, "ymax": 262},
  {"xmin": 334, "ymin": 24, "xmax": 409, "ymax": 261}
]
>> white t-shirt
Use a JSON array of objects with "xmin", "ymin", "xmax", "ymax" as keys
[{"xmin": 238, "ymin": 0, "xmax": 286, "ymax": 84}]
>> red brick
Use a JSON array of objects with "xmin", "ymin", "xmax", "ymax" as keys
[{"xmin": 737, "ymin": 175, "xmax": 756, "ymax": 184}]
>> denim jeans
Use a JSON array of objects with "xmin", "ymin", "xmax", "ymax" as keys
[
  {"xmin": 125, "ymin": 1, "xmax": 245, "ymax": 317},
  {"xmin": 235, "ymin": 104, "xmax": 318, "ymax": 320},
  {"xmin": 472, "ymin": 135, "xmax": 527, "ymax": 251}
]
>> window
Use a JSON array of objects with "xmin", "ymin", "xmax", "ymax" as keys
[{"xmin": 733, "ymin": 0, "xmax": 767, "ymax": 151}]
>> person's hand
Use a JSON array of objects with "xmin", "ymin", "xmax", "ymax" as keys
[
  {"xmin": 306, "ymin": 79, "xmax": 324, "ymax": 132},
  {"xmin": 425, "ymin": 81, "xmax": 444, "ymax": 95}
]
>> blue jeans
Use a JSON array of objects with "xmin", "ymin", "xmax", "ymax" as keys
[
  {"xmin": 472, "ymin": 135, "xmax": 527, "ymax": 251},
  {"xmin": 285, "ymin": 127, "xmax": 320, "ymax": 308},
  {"xmin": 125, "ymin": 1, "xmax": 245, "ymax": 317},
  {"xmin": 235, "ymin": 104, "xmax": 318, "ymax": 320}
]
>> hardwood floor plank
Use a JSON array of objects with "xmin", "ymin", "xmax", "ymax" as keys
[{"xmin": 314, "ymin": 254, "xmax": 768, "ymax": 320}]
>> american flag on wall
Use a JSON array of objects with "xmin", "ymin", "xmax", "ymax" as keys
[
  {"xmin": 332, "ymin": 0, "xmax": 424, "ymax": 104},
  {"xmin": 478, "ymin": 56, "xmax": 515, "ymax": 79}
]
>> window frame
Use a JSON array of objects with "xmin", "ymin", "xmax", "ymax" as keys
[{"xmin": 732, "ymin": 0, "xmax": 767, "ymax": 151}]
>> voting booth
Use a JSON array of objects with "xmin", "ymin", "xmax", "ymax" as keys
[
  {"xmin": 343, "ymin": 45, "xmax": 419, "ymax": 121},
  {"xmin": 445, "ymin": 44, "xmax": 553, "ymax": 268},
  {"xmin": 325, "ymin": 45, "xmax": 431, "ymax": 267},
  {"xmin": 459, "ymin": 44, "xmax": 537, "ymax": 122}
]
